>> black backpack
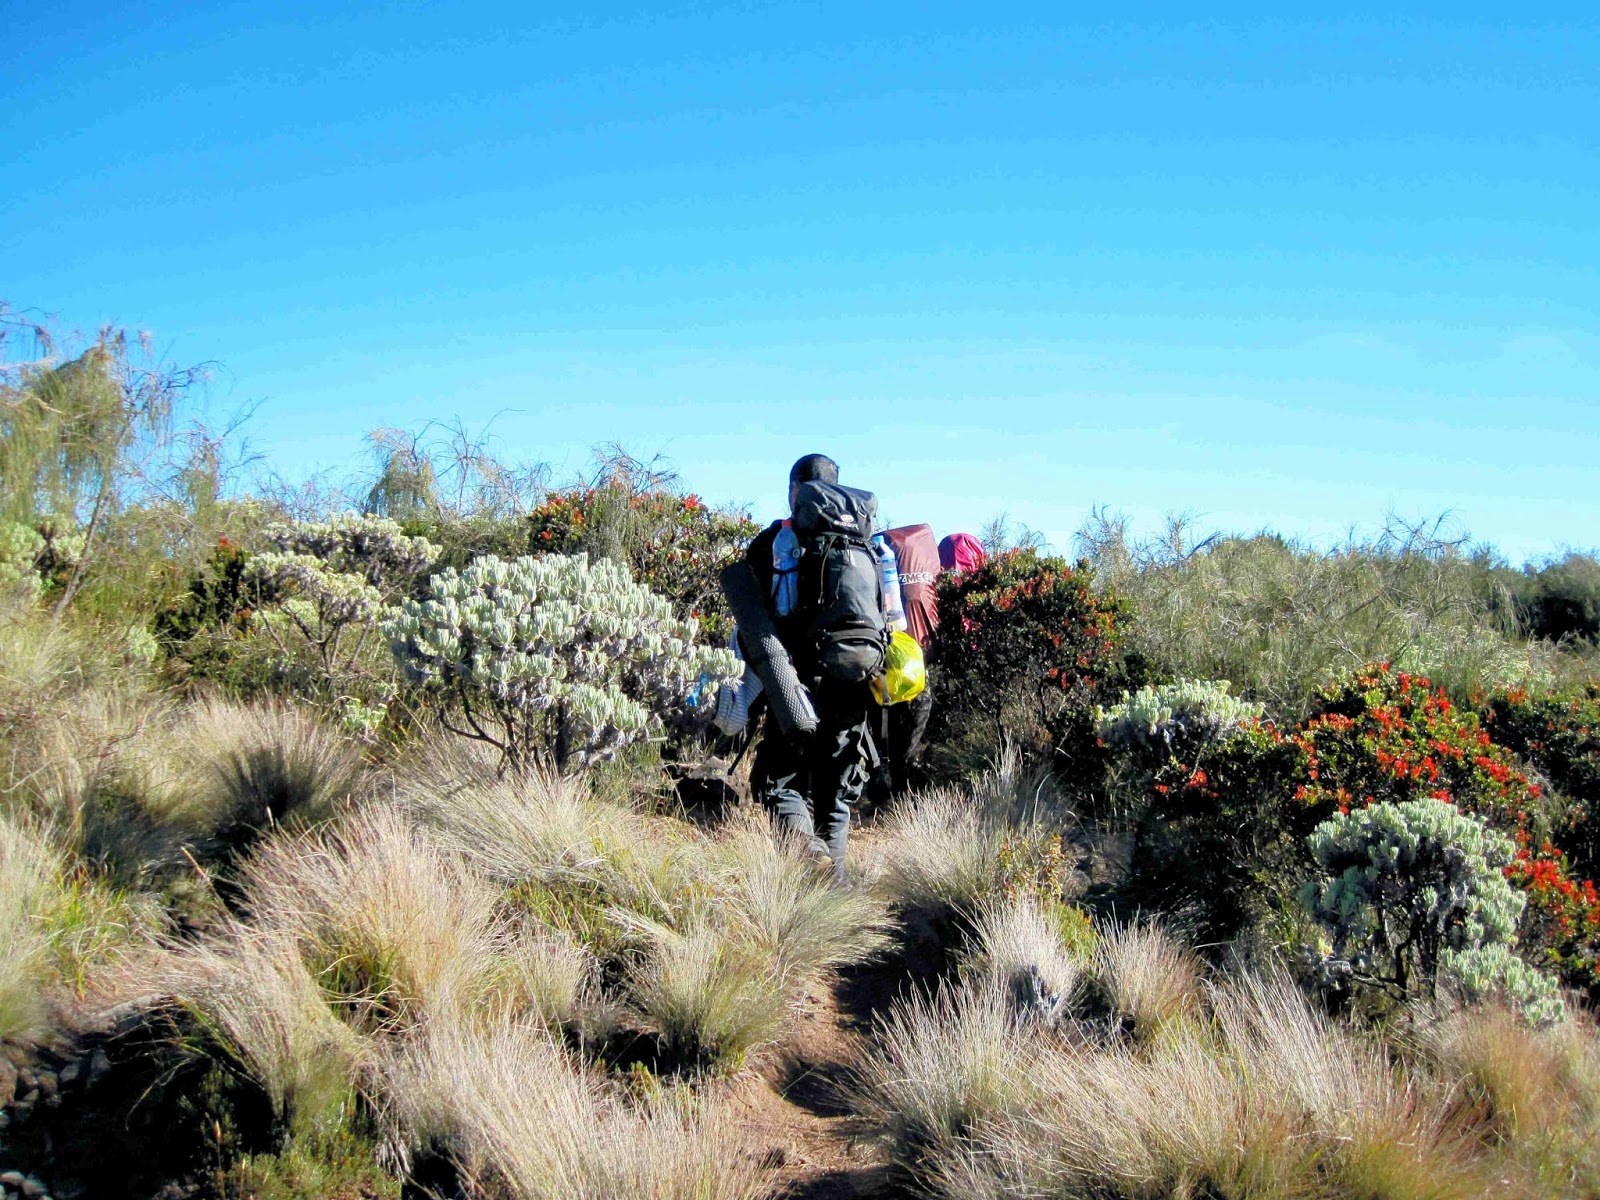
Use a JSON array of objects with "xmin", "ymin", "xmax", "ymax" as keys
[{"xmin": 789, "ymin": 480, "xmax": 889, "ymax": 685}]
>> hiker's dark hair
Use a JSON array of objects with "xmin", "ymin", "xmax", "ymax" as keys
[{"xmin": 789, "ymin": 454, "xmax": 839, "ymax": 487}]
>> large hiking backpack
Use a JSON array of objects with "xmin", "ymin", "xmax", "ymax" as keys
[
  {"xmin": 884, "ymin": 523, "xmax": 941, "ymax": 650},
  {"xmin": 789, "ymin": 480, "xmax": 889, "ymax": 685}
]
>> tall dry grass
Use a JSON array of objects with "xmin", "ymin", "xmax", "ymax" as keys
[
  {"xmin": 0, "ymin": 812, "xmax": 61, "ymax": 1043},
  {"xmin": 1078, "ymin": 514, "xmax": 1566, "ymax": 715},
  {"xmin": 854, "ymin": 953, "xmax": 1571, "ymax": 1199},
  {"xmin": 384, "ymin": 1013, "xmax": 772, "ymax": 1200},
  {"xmin": 866, "ymin": 747, "xmax": 1081, "ymax": 925},
  {"xmin": 1093, "ymin": 917, "xmax": 1203, "ymax": 1043},
  {"xmin": 238, "ymin": 806, "xmax": 510, "ymax": 1029},
  {"xmin": 963, "ymin": 896, "xmax": 1086, "ymax": 1023},
  {"xmin": 181, "ymin": 696, "xmax": 364, "ymax": 845},
  {"xmin": 162, "ymin": 924, "xmax": 368, "ymax": 1135},
  {"xmin": 393, "ymin": 738, "xmax": 696, "ymax": 918}
]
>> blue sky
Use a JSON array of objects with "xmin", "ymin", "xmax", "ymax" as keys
[{"xmin": 4, "ymin": 3, "xmax": 1597, "ymax": 563}]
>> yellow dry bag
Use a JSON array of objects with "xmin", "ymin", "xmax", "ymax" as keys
[{"xmin": 872, "ymin": 629, "xmax": 927, "ymax": 706}]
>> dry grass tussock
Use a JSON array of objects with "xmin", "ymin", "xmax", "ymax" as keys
[
  {"xmin": 0, "ymin": 812, "xmax": 61, "ymax": 1043},
  {"xmin": 384, "ymin": 1012, "xmax": 772, "ymax": 1200},
  {"xmin": 1093, "ymin": 916, "xmax": 1203, "ymax": 1043},
  {"xmin": 238, "ymin": 805, "xmax": 516, "ymax": 1029},
  {"xmin": 618, "ymin": 811, "xmax": 894, "ymax": 1071},
  {"xmin": 179, "ymin": 696, "xmax": 364, "ymax": 842},
  {"xmin": 712, "ymin": 810, "xmax": 894, "ymax": 981},
  {"xmin": 1418, "ymin": 1003, "xmax": 1600, "ymax": 1195},
  {"xmin": 851, "ymin": 979, "xmax": 1032, "ymax": 1169},
  {"xmin": 964, "ymin": 896, "xmax": 1086, "ymax": 1022},
  {"xmin": 158, "ymin": 923, "xmax": 368, "ymax": 1136},
  {"xmin": 392, "ymin": 737, "xmax": 695, "ymax": 916},
  {"xmin": 856, "ymin": 951, "xmax": 1568, "ymax": 1200},
  {"xmin": 0, "ymin": 807, "xmax": 160, "ymax": 1042},
  {"xmin": 4, "ymin": 676, "xmax": 359, "ymax": 888},
  {"xmin": 865, "ymin": 746, "xmax": 1079, "ymax": 921}
]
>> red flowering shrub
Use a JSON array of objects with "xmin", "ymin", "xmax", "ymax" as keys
[
  {"xmin": 526, "ymin": 484, "xmax": 758, "ymax": 643},
  {"xmin": 929, "ymin": 549, "xmax": 1129, "ymax": 781},
  {"xmin": 1128, "ymin": 717, "xmax": 1307, "ymax": 937},
  {"xmin": 1289, "ymin": 665, "xmax": 1600, "ymax": 993},
  {"xmin": 1486, "ymin": 682, "xmax": 1600, "ymax": 878}
]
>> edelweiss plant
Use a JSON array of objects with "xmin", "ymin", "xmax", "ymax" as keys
[
  {"xmin": 386, "ymin": 552, "xmax": 740, "ymax": 772},
  {"xmin": 264, "ymin": 511, "xmax": 441, "ymax": 588},
  {"xmin": 1095, "ymin": 678, "xmax": 1264, "ymax": 755},
  {"xmin": 1304, "ymin": 798, "xmax": 1559, "ymax": 1019},
  {"xmin": 244, "ymin": 514, "xmax": 441, "ymax": 718}
]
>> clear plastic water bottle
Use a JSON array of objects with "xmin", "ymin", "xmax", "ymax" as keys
[{"xmin": 873, "ymin": 532, "xmax": 907, "ymax": 631}]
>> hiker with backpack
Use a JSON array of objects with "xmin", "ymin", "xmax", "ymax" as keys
[
  {"xmin": 868, "ymin": 523, "xmax": 941, "ymax": 802},
  {"xmin": 718, "ymin": 453, "xmax": 890, "ymax": 877}
]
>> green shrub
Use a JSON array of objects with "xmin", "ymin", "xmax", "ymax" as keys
[
  {"xmin": 1486, "ymin": 682, "xmax": 1600, "ymax": 878},
  {"xmin": 1094, "ymin": 677, "xmax": 1264, "ymax": 759},
  {"xmin": 1287, "ymin": 665, "xmax": 1600, "ymax": 994},
  {"xmin": 930, "ymin": 549, "xmax": 1128, "ymax": 782},
  {"xmin": 386, "ymin": 553, "xmax": 739, "ymax": 773},
  {"xmin": 1303, "ymin": 799, "xmax": 1538, "ymax": 1005},
  {"xmin": 524, "ymin": 455, "xmax": 759, "ymax": 644},
  {"xmin": 1078, "ymin": 514, "xmax": 1557, "ymax": 719},
  {"xmin": 1501, "ymin": 553, "xmax": 1600, "ymax": 646},
  {"xmin": 0, "ymin": 518, "xmax": 46, "ymax": 602}
]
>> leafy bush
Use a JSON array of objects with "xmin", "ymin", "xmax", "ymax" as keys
[
  {"xmin": 1486, "ymin": 682, "xmax": 1600, "ymax": 877},
  {"xmin": 1303, "ymin": 799, "xmax": 1536, "ymax": 1005},
  {"xmin": 1440, "ymin": 944, "xmax": 1563, "ymax": 1025},
  {"xmin": 930, "ymin": 549, "xmax": 1128, "ymax": 781},
  {"xmin": 236, "ymin": 514, "xmax": 440, "ymax": 717},
  {"xmin": 386, "ymin": 553, "xmax": 739, "ymax": 772},
  {"xmin": 1094, "ymin": 677, "xmax": 1264, "ymax": 758},
  {"xmin": 1114, "ymin": 714, "xmax": 1306, "ymax": 939},
  {"xmin": 1290, "ymin": 665, "xmax": 1600, "ymax": 993},
  {"xmin": 0, "ymin": 518, "xmax": 46, "ymax": 602},
  {"xmin": 527, "ymin": 476, "xmax": 758, "ymax": 644}
]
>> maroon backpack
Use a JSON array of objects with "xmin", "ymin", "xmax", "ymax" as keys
[{"xmin": 884, "ymin": 524, "xmax": 940, "ymax": 650}]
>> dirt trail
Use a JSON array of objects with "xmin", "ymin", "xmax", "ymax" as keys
[{"xmin": 733, "ymin": 958, "xmax": 921, "ymax": 1200}]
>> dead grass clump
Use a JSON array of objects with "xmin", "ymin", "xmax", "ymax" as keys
[
  {"xmin": 866, "ymin": 748, "xmax": 1081, "ymax": 928},
  {"xmin": 1092, "ymin": 916, "xmax": 1202, "ymax": 1042},
  {"xmin": 1420, "ymin": 1004, "xmax": 1600, "ymax": 1194},
  {"xmin": 715, "ymin": 815, "xmax": 894, "ymax": 983},
  {"xmin": 619, "ymin": 913, "xmax": 789, "ymax": 1073},
  {"xmin": 385, "ymin": 1013, "xmax": 771, "ymax": 1200},
  {"xmin": 239, "ymin": 807, "xmax": 506, "ymax": 1029},
  {"xmin": 858, "ymin": 948, "xmax": 1507, "ymax": 1200},
  {"xmin": 964, "ymin": 896, "xmax": 1086, "ymax": 1024},
  {"xmin": 181, "ymin": 697, "xmax": 363, "ymax": 848},
  {"xmin": 852, "ymin": 980, "xmax": 1033, "ymax": 1173},
  {"xmin": 394, "ymin": 740, "xmax": 696, "ymax": 919},
  {"xmin": 0, "ymin": 812, "xmax": 60, "ymax": 1043},
  {"xmin": 163, "ymin": 924, "xmax": 367, "ymax": 1136}
]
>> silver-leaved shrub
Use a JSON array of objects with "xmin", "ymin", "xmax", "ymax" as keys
[
  {"xmin": 1304, "ymin": 798, "xmax": 1560, "ymax": 1021},
  {"xmin": 385, "ymin": 552, "xmax": 741, "ymax": 772},
  {"xmin": 243, "ymin": 514, "xmax": 441, "ymax": 729},
  {"xmin": 1094, "ymin": 678, "xmax": 1264, "ymax": 755}
]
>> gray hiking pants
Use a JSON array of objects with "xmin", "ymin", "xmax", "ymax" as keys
[{"xmin": 751, "ymin": 683, "xmax": 875, "ymax": 876}]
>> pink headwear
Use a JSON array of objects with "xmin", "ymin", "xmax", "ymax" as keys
[{"xmin": 938, "ymin": 532, "xmax": 986, "ymax": 574}]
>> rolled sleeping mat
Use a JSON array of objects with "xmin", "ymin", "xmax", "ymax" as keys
[{"xmin": 719, "ymin": 560, "xmax": 818, "ymax": 737}]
